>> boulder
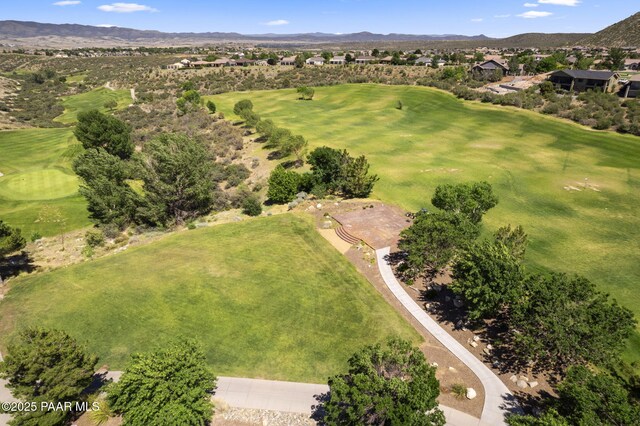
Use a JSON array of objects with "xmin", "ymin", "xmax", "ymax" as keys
[
  {"xmin": 510, "ymin": 375, "xmax": 518, "ymax": 383},
  {"xmin": 466, "ymin": 388, "xmax": 477, "ymax": 400},
  {"xmin": 431, "ymin": 362, "xmax": 439, "ymax": 368},
  {"xmin": 316, "ymin": 203, "xmax": 322, "ymax": 209},
  {"xmin": 472, "ymin": 335, "xmax": 480, "ymax": 342},
  {"xmin": 529, "ymin": 381, "xmax": 539, "ymax": 389},
  {"xmin": 448, "ymin": 367, "xmax": 457, "ymax": 373},
  {"xmin": 519, "ymin": 375, "xmax": 529, "ymax": 382},
  {"xmin": 322, "ymin": 221, "xmax": 332, "ymax": 229},
  {"xmin": 516, "ymin": 380, "xmax": 528, "ymax": 389}
]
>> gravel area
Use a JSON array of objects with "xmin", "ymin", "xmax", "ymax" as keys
[{"xmin": 213, "ymin": 407, "xmax": 314, "ymax": 426}]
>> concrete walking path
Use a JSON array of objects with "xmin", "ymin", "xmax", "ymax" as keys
[{"xmin": 376, "ymin": 247, "xmax": 518, "ymax": 426}]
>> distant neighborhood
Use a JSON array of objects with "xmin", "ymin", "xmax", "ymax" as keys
[{"xmin": 163, "ymin": 45, "xmax": 640, "ymax": 98}]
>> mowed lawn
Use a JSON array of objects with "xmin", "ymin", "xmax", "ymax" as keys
[
  {"xmin": 211, "ymin": 84, "xmax": 640, "ymax": 362},
  {"xmin": 0, "ymin": 128, "xmax": 90, "ymax": 236},
  {"xmin": 0, "ymin": 215, "xmax": 421, "ymax": 382},
  {"xmin": 55, "ymin": 86, "xmax": 131, "ymax": 124}
]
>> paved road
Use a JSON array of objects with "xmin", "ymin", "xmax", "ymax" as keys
[{"xmin": 376, "ymin": 247, "xmax": 519, "ymax": 426}]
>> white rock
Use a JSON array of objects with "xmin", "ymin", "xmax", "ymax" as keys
[
  {"xmin": 510, "ymin": 375, "xmax": 518, "ymax": 383},
  {"xmin": 316, "ymin": 203, "xmax": 322, "ymax": 209},
  {"xmin": 431, "ymin": 362, "xmax": 439, "ymax": 368},
  {"xmin": 519, "ymin": 375, "xmax": 529, "ymax": 382},
  {"xmin": 516, "ymin": 380, "xmax": 528, "ymax": 389},
  {"xmin": 466, "ymin": 388, "xmax": 477, "ymax": 400},
  {"xmin": 448, "ymin": 367, "xmax": 457, "ymax": 373},
  {"xmin": 486, "ymin": 344, "xmax": 493, "ymax": 350},
  {"xmin": 529, "ymin": 381, "xmax": 539, "ymax": 389},
  {"xmin": 472, "ymin": 335, "xmax": 480, "ymax": 342},
  {"xmin": 469, "ymin": 341, "xmax": 478, "ymax": 348}
]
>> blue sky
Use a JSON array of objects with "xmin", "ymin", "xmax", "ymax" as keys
[{"xmin": 1, "ymin": 1, "xmax": 638, "ymax": 37}]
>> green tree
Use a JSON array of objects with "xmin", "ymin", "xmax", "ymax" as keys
[
  {"xmin": 233, "ymin": 99, "xmax": 253, "ymax": 116},
  {"xmin": 256, "ymin": 119, "xmax": 276, "ymax": 138},
  {"xmin": 73, "ymin": 148, "xmax": 140, "ymax": 228},
  {"xmin": 321, "ymin": 338, "xmax": 445, "ymax": 426},
  {"xmin": 206, "ymin": 100, "xmax": 216, "ymax": 114},
  {"xmin": 294, "ymin": 55, "xmax": 305, "ymax": 68},
  {"xmin": 507, "ymin": 55, "xmax": 520, "ymax": 76},
  {"xmin": 431, "ymin": 181, "xmax": 498, "ymax": 224},
  {"xmin": 345, "ymin": 53, "xmax": 354, "ymax": 63},
  {"xmin": 265, "ymin": 127, "xmax": 292, "ymax": 150},
  {"xmin": 108, "ymin": 339, "xmax": 215, "ymax": 426},
  {"xmin": 509, "ymin": 273, "xmax": 636, "ymax": 372},
  {"xmin": 242, "ymin": 195, "xmax": 262, "ymax": 216},
  {"xmin": 338, "ymin": 153, "xmax": 379, "ymax": 198},
  {"xmin": 242, "ymin": 110, "xmax": 261, "ymax": 127},
  {"xmin": 140, "ymin": 134, "xmax": 217, "ymax": 225},
  {"xmin": 74, "ymin": 110, "xmax": 134, "ymax": 160},
  {"xmin": 267, "ymin": 165, "xmax": 300, "ymax": 204},
  {"xmin": 536, "ymin": 56, "xmax": 558, "ymax": 73},
  {"xmin": 605, "ymin": 47, "xmax": 626, "ymax": 71},
  {"xmin": 399, "ymin": 211, "xmax": 480, "ymax": 277},
  {"xmin": 296, "ymin": 86, "xmax": 315, "ymax": 100},
  {"xmin": 494, "ymin": 224, "xmax": 528, "ymax": 260},
  {"xmin": 0, "ymin": 328, "xmax": 97, "ymax": 426},
  {"xmin": 507, "ymin": 409, "xmax": 569, "ymax": 426},
  {"xmin": 0, "ymin": 220, "xmax": 26, "ymax": 259},
  {"xmin": 104, "ymin": 99, "xmax": 118, "ymax": 111},
  {"xmin": 307, "ymin": 146, "xmax": 343, "ymax": 189},
  {"xmin": 281, "ymin": 134, "xmax": 308, "ymax": 163},
  {"xmin": 451, "ymin": 240, "xmax": 525, "ymax": 321},
  {"xmin": 176, "ymin": 90, "xmax": 202, "ymax": 115},
  {"xmin": 556, "ymin": 365, "xmax": 640, "ymax": 425}
]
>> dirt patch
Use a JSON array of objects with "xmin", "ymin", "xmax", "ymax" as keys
[{"xmin": 332, "ymin": 202, "xmax": 411, "ymax": 249}]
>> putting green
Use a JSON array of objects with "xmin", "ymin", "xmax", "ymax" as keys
[{"xmin": 0, "ymin": 169, "xmax": 79, "ymax": 200}]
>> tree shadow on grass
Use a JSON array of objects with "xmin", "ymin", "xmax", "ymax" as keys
[{"xmin": 0, "ymin": 251, "xmax": 36, "ymax": 283}]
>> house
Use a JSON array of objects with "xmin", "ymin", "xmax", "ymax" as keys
[
  {"xmin": 549, "ymin": 69, "xmax": 619, "ymax": 93},
  {"xmin": 355, "ymin": 56, "xmax": 375, "ymax": 65},
  {"xmin": 471, "ymin": 60, "xmax": 509, "ymax": 78},
  {"xmin": 190, "ymin": 60, "xmax": 213, "ymax": 68},
  {"xmin": 167, "ymin": 62, "xmax": 185, "ymax": 70},
  {"xmin": 254, "ymin": 60, "xmax": 269, "ymax": 66},
  {"xmin": 180, "ymin": 59, "xmax": 191, "ymax": 66},
  {"xmin": 280, "ymin": 56, "xmax": 297, "ymax": 66},
  {"xmin": 212, "ymin": 58, "xmax": 234, "ymax": 67},
  {"xmin": 623, "ymin": 59, "xmax": 640, "ymax": 71},
  {"xmin": 305, "ymin": 57, "xmax": 325, "ymax": 66},
  {"xmin": 235, "ymin": 59, "xmax": 255, "ymax": 66},
  {"xmin": 330, "ymin": 56, "xmax": 346, "ymax": 65},
  {"xmin": 379, "ymin": 56, "xmax": 394, "ymax": 64},
  {"xmin": 622, "ymin": 75, "xmax": 640, "ymax": 98},
  {"xmin": 415, "ymin": 56, "xmax": 430, "ymax": 66}
]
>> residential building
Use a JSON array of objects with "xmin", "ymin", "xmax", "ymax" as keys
[
  {"xmin": 305, "ymin": 57, "xmax": 325, "ymax": 66},
  {"xmin": 355, "ymin": 56, "xmax": 375, "ymax": 65},
  {"xmin": 471, "ymin": 60, "xmax": 509, "ymax": 77},
  {"xmin": 330, "ymin": 56, "xmax": 346, "ymax": 65},
  {"xmin": 280, "ymin": 56, "xmax": 297, "ymax": 66},
  {"xmin": 622, "ymin": 75, "xmax": 640, "ymax": 98},
  {"xmin": 548, "ymin": 69, "xmax": 619, "ymax": 93}
]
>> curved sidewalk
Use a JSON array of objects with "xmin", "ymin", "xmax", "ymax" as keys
[{"xmin": 376, "ymin": 247, "xmax": 518, "ymax": 426}]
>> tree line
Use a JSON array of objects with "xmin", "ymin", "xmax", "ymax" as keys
[{"xmin": 397, "ymin": 181, "xmax": 639, "ymax": 424}]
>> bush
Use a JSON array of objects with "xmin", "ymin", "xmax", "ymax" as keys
[
  {"xmin": 267, "ymin": 165, "xmax": 300, "ymax": 204},
  {"xmin": 450, "ymin": 383, "xmax": 467, "ymax": 400},
  {"xmin": 30, "ymin": 231, "xmax": 42, "ymax": 242},
  {"xmin": 100, "ymin": 223, "xmax": 121, "ymax": 239},
  {"xmin": 242, "ymin": 195, "xmax": 262, "ymax": 216},
  {"xmin": 85, "ymin": 229, "xmax": 105, "ymax": 247}
]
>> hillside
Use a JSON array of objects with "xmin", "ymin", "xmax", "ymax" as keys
[
  {"xmin": 497, "ymin": 32, "xmax": 589, "ymax": 48},
  {"xmin": 579, "ymin": 12, "xmax": 640, "ymax": 47}
]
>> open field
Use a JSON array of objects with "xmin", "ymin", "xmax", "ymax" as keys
[
  {"xmin": 211, "ymin": 84, "xmax": 640, "ymax": 363},
  {"xmin": 0, "ymin": 214, "xmax": 421, "ymax": 382},
  {"xmin": 0, "ymin": 128, "xmax": 89, "ymax": 237},
  {"xmin": 55, "ymin": 86, "xmax": 131, "ymax": 124}
]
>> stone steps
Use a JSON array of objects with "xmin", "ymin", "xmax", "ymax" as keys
[{"xmin": 335, "ymin": 226, "xmax": 360, "ymax": 246}]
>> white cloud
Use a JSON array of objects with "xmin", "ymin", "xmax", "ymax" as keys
[
  {"xmin": 97, "ymin": 3, "xmax": 157, "ymax": 13},
  {"xmin": 96, "ymin": 24, "xmax": 116, "ymax": 27},
  {"xmin": 518, "ymin": 10, "xmax": 553, "ymax": 18},
  {"xmin": 538, "ymin": 0, "xmax": 580, "ymax": 5},
  {"xmin": 494, "ymin": 14, "xmax": 511, "ymax": 18},
  {"xmin": 524, "ymin": 3, "xmax": 538, "ymax": 7},
  {"xmin": 263, "ymin": 19, "xmax": 289, "ymax": 26},
  {"xmin": 471, "ymin": 18, "xmax": 483, "ymax": 22},
  {"xmin": 53, "ymin": 0, "xmax": 80, "ymax": 5}
]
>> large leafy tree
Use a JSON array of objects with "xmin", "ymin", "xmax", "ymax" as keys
[
  {"xmin": 494, "ymin": 224, "xmax": 528, "ymax": 260},
  {"xmin": 267, "ymin": 164, "xmax": 300, "ymax": 204},
  {"xmin": 74, "ymin": 109, "xmax": 134, "ymax": 160},
  {"xmin": 0, "ymin": 328, "xmax": 98, "ymax": 426},
  {"xmin": 307, "ymin": 146, "xmax": 343, "ymax": 190},
  {"xmin": 399, "ymin": 211, "xmax": 479, "ymax": 277},
  {"xmin": 556, "ymin": 365, "xmax": 640, "ymax": 426},
  {"xmin": 233, "ymin": 99, "xmax": 253, "ymax": 116},
  {"xmin": 431, "ymin": 181, "xmax": 498, "ymax": 224},
  {"xmin": 509, "ymin": 273, "xmax": 636, "ymax": 372},
  {"xmin": 506, "ymin": 409, "xmax": 569, "ymax": 426},
  {"xmin": 451, "ymin": 240, "xmax": 525, "ymax": 321},
  {"xmin": 0, "ymin": 220, "xmax": 26, "ymax": 259},
  {"xmin": 140, "ymin": 134, "xmax": 217, "ymax": 225},
  {"xmin": 339, "ymin": 153, "xmax": 379, "ymax": 198},
  {"xmin": 73, "ymin": 148, "xmax": 141, "ymax": 228},
  {"xmin": 322, "ymin": 338, "xmax": 445, "ymax": 426},
  {"xmin": 108, "ymin": 339, "xmax": 216, "ymax": 426}
]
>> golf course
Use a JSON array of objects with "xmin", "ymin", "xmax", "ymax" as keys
[
  {"xmin": 210, "ymin": 84, "xmax": 640, "ymax": 361},
  {"xmin": 55, "ymin": 86, "xmax": 131, "ymax": 124},
  {"xmin": 0, "ymin": 214, "xmax": 421, "ymax": 382},
  {"xmin": 0, "ymin": 127, "xmax": 89, "ymax": 237}
]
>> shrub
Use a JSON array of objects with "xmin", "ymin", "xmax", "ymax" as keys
[
  {"xmin": 30, "ymin": 231, "xmax": 42, "ymax": 242},
  {"xmin": 242, "ymin": 195, "xmax": 262, "ymax": 216},
  {"xmin": 450, "ymin": 383, "xmax": 467, "ymax": 400},
  {"xmin": 85, "ymin": 229, "xmax": 105, "ymax": 247},
  {"xmin": 267, "ymin": 165, "xmax": 300, "ymax": 204}
]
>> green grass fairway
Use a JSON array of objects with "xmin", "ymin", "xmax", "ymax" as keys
[
  {"xmin": 55, "ymin": 87, "xmax": 131, "ymax": 124},
  {"xmin": 211, "ymin": 84, "xmax": 640, "ymax": 362},
  {"xmin": 0, "ymin": 215, "xmax": 420, "ymax": 382},
  {"xmin": 0, "ymin": 128, "xmax": 89, "ymax": 236}
]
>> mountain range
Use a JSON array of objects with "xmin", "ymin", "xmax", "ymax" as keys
[{"xmin": 0, "ymin": 13, "xmax": 638, "ymax": 48}]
